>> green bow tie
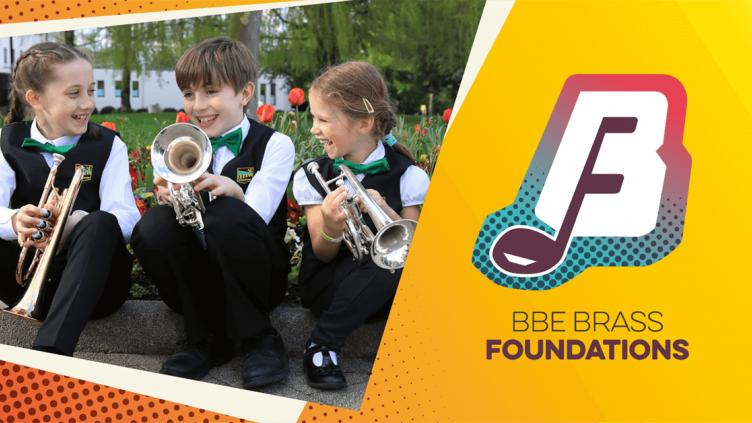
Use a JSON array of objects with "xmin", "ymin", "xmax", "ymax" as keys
[
  {"xmin": 210, "ymin": 128, "xmax": 243, "ymax": 156},
  {"xmin": 333, "ymin": 157, "xmax": 390, "ymax": 175},
  {"xmin": 22, "ymin": 138, "xmax": 76, "ymax": 155}
]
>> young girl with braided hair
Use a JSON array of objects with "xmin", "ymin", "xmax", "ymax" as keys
[
  {"xmin": 0, "ymin": 42, "xmax": 140, "ymax": 356},
  {"xmin": 293, "ymin": 61, "xmax": 430, "ymax": 389}
]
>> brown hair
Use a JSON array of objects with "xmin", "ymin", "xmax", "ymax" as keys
[
  {"xmin": 175, "ymin": 36, "xmax": 257, "ymax": 94},
  {"xmin": 310, "ymin": 61, "xmax": 416, "ymax": 163},
  {"xmin": 5, "ymin": 42, "xmax": 92, "ymax": 125}
]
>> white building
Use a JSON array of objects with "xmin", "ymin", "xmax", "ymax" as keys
[
  {"xmin": 91, "ymin": 69, "xmax": 290, "ymax": 113},
  {"xmin": 1, "ymin": 35, "xmax": 292, "ymax": 113}
]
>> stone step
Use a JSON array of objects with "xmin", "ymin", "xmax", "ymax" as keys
[
  {"xmin": 0, "ymin": 300, "xmax": 386, "ymax": 358},
  {"xmin": 73, "ymin": 352, "xmax": 372, "ymax": 411}
]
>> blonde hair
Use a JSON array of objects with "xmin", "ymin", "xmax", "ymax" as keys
[
  {"xmin": 310, "ymin": 62, "xmax": 416, "ymax": 163},
  {"xmin": 5, "ymin": 42, "xmax": 91, "ymax": 124}
]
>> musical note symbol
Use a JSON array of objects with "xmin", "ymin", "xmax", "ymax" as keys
[{"xmin": 491, "ymin": 117, "xmax": 637, "ymax": 276}]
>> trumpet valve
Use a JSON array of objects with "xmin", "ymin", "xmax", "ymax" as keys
[{"xmin": 36, "ymin": 219, "xmax": 51, "ymax": 231}]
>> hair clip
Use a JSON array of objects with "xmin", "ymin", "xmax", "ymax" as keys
[
  {"xmin": 382, "ymin": 130, "xmax": 397, "ymax": 147},
  {"xmin": 363, "ymin": 98, "xmax": 375, "ymax": 114}
]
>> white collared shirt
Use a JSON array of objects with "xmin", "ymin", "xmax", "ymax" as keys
[
  {"xmin": 0, "ymin": 119, "xmax": 141, "ymax": 242},
  {"xmin": 292, "ymin": 142, "xmax": 430, "ymax": 207},
  {"xmin": 207, "ymin": 118, "xmax": 295, "ymax": 225}
]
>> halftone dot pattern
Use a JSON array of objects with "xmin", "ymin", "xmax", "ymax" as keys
[
  {"xmin": 0, "ymin": 0, "xmax": 289, "ymax": 25},
  {"xmin": 0, "ymin": 360, "xmax": 250, "ymax": 423},
  {"xmin": 297, "ymin": 272, "xmax": 445, "ymax": 423},
  {"xmin": 472, "ymin": 168, "xmax": 688, "ymax": 290}
]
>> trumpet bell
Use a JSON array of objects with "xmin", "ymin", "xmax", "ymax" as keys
[
  {"xmin": 0, "ymin": 307, "xmax": 43, "ymax": 325},
  {"xmin": 371, "ymin": 219, "xmax": 417, "ymax": 271},
  {"xmin": 151, "ymin": 123, "xmax": 212, "ymax": 184}
]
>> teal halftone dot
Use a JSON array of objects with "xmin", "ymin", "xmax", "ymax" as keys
[{"xmin": 473, "ymin": 171, "xmax": 687, "ymax": 290}]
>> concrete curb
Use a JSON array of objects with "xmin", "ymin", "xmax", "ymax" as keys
[{"xmin": 0, "ymin": 300, "xmax": 386, "ymax": 357}]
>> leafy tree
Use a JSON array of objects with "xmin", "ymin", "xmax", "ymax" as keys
[
  {"xmin": 86, "ymin": 16, "xmax": 232, "ymax": 111},
  {"xmin": 64, "ymin": 31, "xmax": 75, "ymax": 46},
  {"xmin": 260, "ymin": 0, "xmax": 486, "ymax": 113},
  {"xmin": 260, "ymin": 3, "xmax": 368, "ymax": 88},
  {"xmin": 229, "ymin": 11, "xmax": 263, "ymax": 121}
]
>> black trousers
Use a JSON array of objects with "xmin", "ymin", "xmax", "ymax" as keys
[
  {"xmin": 0, "ymin": 211, "xmax": 132, "ymax": 356},
  {"xmin": 131, "ymin": 197, "xmax": 287, "ymax": 345},
  {"xmin": 302, "ymin": 255, "xmax": 402, "ymax": 353}
]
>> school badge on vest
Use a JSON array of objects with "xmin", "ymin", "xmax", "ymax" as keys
[
  {"xmin": 75, "ymin": 164, "xmax": 93, "ymax": 182},
  {"xmin": 236, "ymin": 167, "xmax": 254, "ymax": 184},
  {"xmin": 473, "ymin": 75, "xmax": 692, "ymax": 290}
]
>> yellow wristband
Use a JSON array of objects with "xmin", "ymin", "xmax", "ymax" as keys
[{"xmin": 321, "ymin": 228, "xmax": 344, "ymax": 243}]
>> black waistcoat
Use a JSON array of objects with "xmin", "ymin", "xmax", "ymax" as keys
[
  {"xmin": 297, "ymin": 146, "xmax": 414, "ymax": 295},
  {"xmin": 0, "ymin": 121, "xmax": 116, "ymax": 212},
  {"xmin": 205, "ymin": 118, "xmax": 290, "ymax": 241}
]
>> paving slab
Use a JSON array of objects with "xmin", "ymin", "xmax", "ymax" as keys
[
  {"xmin": 0, "ymin": 300, "xmax": 386, "ymax": 358},
  {"xmin": 74, "ymin": 352, "xmax": 373, "ymax": 411}
]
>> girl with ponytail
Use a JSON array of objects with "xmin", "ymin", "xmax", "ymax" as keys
[
  {"xmin": 292, "ymin": 61, "xmax": 430, "ymax": 389},
  {"xmin": 0, "ymin": 42, "xmax": 140, "ymax": 356}
]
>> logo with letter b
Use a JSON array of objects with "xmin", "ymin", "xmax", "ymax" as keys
[{"xmin": 473, "ymin": 75, "xmax": 691, "ymax": 290}]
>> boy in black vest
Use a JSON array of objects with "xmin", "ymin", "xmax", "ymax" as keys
[{"xmin": 131, "ymin": 37, "xmax": 294, "ymax": 388}]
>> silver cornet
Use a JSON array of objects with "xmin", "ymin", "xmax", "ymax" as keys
[
  {"xmin": 150, "ymin": 123, "xmax": 212, "ymax": 234},
  {"xmin": 307, "ymin": 162, "xmax": 417, "ymax": 273}
]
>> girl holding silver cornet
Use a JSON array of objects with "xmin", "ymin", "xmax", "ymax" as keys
[
  {"xmin": 293, "ymin": 62, "xmax": 429, "ymax": 389},
  {"xmin": 0, "ymin": 43, "xmax": 140, "ymax": 356}
]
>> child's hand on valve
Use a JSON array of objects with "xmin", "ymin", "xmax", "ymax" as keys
[
  {"xmin": 321, "ymin": 185, "xmax": 348, "ymax": 236},
  {"xmin": 13, "ymin": 201, "xmax": 60, "ymax": 249},
  {"xmin": 154, "ymin": 175, "xmax": 174, "ymax": 204},
  {"xmin": 192, "ymin": 173, "xmax": 245, "ymax": 201}
]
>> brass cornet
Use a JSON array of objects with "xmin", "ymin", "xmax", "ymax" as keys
[
  {"xmin": 150, "ymin": 123, "xmax": 212, "ymax": 235},
  {"xmin": 307, "ymin": 162, "xmax": 417, "ymax": 273},
  {"xmin": 2, "ymin": 154, "xmax": 85, "ymax": 324}
]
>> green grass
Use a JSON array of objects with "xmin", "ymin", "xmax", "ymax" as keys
[
  {"xmin": 2, "ymin": 110, "xmax": 446, "ymax": 177},
  {"xmin": 89, "ymin": 112, "xmax": 178, "ymax": 149},
  {"xmin": 89, "ymin": 111, "xmax": 442, "ymax": 151}
]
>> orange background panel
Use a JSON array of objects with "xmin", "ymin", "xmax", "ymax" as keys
[
  {"xmin": 0, "ymin": 360, "xmax": 248, "ymax": 423},
  {"xmin": 0, "ymin": 0, "xmax": 288, "ymax": 24},
  {"xmin": 3, "ymin": 1, "xmax": 752, "ymax": 422}
]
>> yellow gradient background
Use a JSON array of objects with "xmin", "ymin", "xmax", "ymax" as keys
[
  {"xmin": 1, "ymin": 1, "xmax": 751, "ymax": 421},
  {"xmin": 299, "ymin": 1, "xmax": 752, "ymax": 421}
]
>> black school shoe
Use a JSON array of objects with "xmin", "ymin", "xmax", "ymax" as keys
[
  {"xmin": 303, "ymin": 341, "xmax": 347, "ymax": 390},
  {"xmin": 159, "ymin": 337, "xmax": 233, "ymax": 381},
  {"xmin": 240, "ymin": 328, "xmax": 290, "ymax": 388}
]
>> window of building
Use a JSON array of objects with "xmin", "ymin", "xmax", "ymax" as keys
[
  {"xmin": 97, "ymin": 81, "xmax": 105, "ymax": 97},
  {"xmin": 260, "ymin": 83, "xmax": 266, "ymax": 104},
  {"xmin": 115, "ymin": 81, "xmax": 122, "ymax": 98},
  {"xmin": 270, "ymin": 83, "xmax": 276, "ymax": 105},
  {"xmin": 132, "ymin": 81, "xmax": 139, "ymax": 98}
]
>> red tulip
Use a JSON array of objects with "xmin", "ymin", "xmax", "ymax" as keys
[
  {"xmin": 442, "ymin": 108, "xmax": 452, "ymax": 123},
  {"xmin": 258, "ymin": 104, "xmax": 275, "ymax": 124},
  {"xmin": 176, "ymin": 112, "xmax": 190, "ymax": 123},
  {"xmin": 288, "ymin": 88, "xmax": 305, "ymax": 107},
  {"xmin": 415, "ymin": 124, "xmax": 420, "ymax": 133},
  {"xmin": 129, "ymin": 165, "xmax": 143, "ymax": 190},
  {"xmin": 101, "ymin": 121, "xmax": 117, "ymax": 131},
  {"xmin": 421, "ymin": 127, "xmax": 426, "ymax": 137}
]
